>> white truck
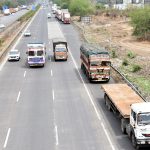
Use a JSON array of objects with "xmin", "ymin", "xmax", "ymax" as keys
[
  {"xmin": 26, "ymin": 43, "xmax": 46, "ymax": 67},
  {"xmin": 102, "ymin": 84, "xmax": 150, "ymax": 149},
  {"xmin": 3, "ymin": 9, "xmax": 10, "ymax": 15}
]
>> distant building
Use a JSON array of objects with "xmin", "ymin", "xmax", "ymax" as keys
[{"xmin": 97, "ymin": 0, "xmax": 150, "ymax": 9}]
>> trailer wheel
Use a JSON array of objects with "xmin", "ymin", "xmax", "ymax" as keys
[
  {"xmin": 81, "ymin": 63, "xmax": 84, "ymax": 69},
  {"xmin": 104, "ymin": 93, "xmax": 107, "ymax": 105},
  {"xmin": 105, "ymin": 95, "xmax": 111, "ymax": 111},
  {"xmin": 121, "ymin": 118, "xmax": 126, "ymax": 134}
]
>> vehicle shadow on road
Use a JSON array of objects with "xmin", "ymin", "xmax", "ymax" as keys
[{"xmin": 73, "ymin": 68, "xmax": 89, "ymax": 84}]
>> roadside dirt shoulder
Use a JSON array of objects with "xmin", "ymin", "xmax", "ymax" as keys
[{"xmin": 72, "ymin": 15, "xmax": 150, "ymax": 100}]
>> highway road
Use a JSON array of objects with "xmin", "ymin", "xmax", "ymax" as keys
[
  {"xmin": 0, "ymin": 5, "xmax": 149, "ymax": 150},
  {"xmin": 0, "ymin": 9, "xmax": 28, "ymax": 28}
]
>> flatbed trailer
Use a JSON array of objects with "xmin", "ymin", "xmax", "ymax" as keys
[
  {"xmin": 101, "ymin": 84, "xmax": 150, "ymax": 149},
  {"xmin": 102, "ymin": 84, "xmax": 143, "ymax": 118}
]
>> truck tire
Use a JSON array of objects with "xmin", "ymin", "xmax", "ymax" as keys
[
  {"xmin": 131, "ymin": 133, "xmax": 139, "ymax": 149},
  {"xmin": 121, "ymin": 118, "xmax": 126, "ymax": 134},
  {"xmin": 105, "ymin": 94, "xmax": 111, "ymax": 111}
]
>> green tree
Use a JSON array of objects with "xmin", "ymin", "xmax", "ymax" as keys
[
  {"xmin": 69, "ymin": 0, "xmax": 94, "ymax": 16},
  {"xmin": 129, "ymin": 7, "xmax": 150, "ymax": 40}
]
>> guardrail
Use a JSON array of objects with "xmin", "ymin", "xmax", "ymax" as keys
[
  {"xmin": 73, "ymin": 21, "xmax": 147, "ymax": 101},
  {"xmin": 111, "ymin": 65, "xmax": 146, "ymax": 101}
]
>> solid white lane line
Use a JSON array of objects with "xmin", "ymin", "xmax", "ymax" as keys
[
  {"xmin": 101, "ymin": 122, "xmax": 115, "ymax": 149},
  {"xmin": 17, "ymin": 91, "xmax": 21, "ymax": 102},
  {"xmin": 69, "ymin": 49, "xmax": 115, "ymax": 150},
  {"xmin": 55, "ymin": 125, "xmax": 59, "ymax": 146},
  {"xmin": 0, "ymin": 7, "xmax": 40, "ymax": 71},
  {"xmin": 52, "ymin": 90, "xmax": 55, "ymax": 101},
  {"xmin": 51, "ymin": 69, "xmax": 53, "ymax": 77},
  {"xmin": 24, "ymin": 71, "xmax": 26, "ymax": 77},
  {"xmin": 69, "ymin": 49, "xmax": 101, "ymax": 121},
  {"xmin": 3, "ymin": 128, "xmax": 11, "ymax": 148}
]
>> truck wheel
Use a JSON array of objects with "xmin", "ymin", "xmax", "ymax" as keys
[
  {"xmin": 121, "ymin": 118, "xmax": 126, "ymax": 134},
  {"xmin": 104, "ymin": 93, "xmax": 107, "ymax": 105},
  {"xmin": 131, "ymin": 133, "xmax": 139, "ymax": 149},
  {"xmin": 104, "ymin": 94, "xmax": 111, "ymax": 111},
  {"xmin": 81, "ymin": 63, "xmax": 83, "ymax": 69}
]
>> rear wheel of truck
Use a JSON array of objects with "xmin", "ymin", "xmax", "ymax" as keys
[
  {"xmin": 81, "ymin": 63, "xmax": 84, "ymax": 70},
  {"xmin": 121, "ymin": 118, "xmax": 126, "ymax": 134},
  {"xmin": 104, "ymin": 94, "xmax": 111, "ymax": 111}
]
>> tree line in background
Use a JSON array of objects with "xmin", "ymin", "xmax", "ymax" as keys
[
  {"xmin": 0, "ymin": 0, "xmax": 35, "ymax": 9},
  {"xmin": 52, "ymin": 0, "xmax": 94, "ymax": 16},
  {"xmin": 52, "ymin": 0, "xmax": 150, "ymax": 41}
]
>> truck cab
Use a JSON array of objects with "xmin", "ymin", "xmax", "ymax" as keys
[
  {"xmin": 26, "ymin": 43, "xmax": 46, "ymax": 67},
  {"xmin": 128, "ymin": 103, "xmax": 150, "ymax": 148},
  {"xmin": 52, "ymin": 38, "xmax": 68, "ymax": 61}
]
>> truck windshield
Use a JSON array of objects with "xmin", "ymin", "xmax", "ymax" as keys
[
  {"xmin": 90, "ymin": 61, "xmax": 100, "ymax": 66},
  {"xmin": 28, "ymin": 51, "xmax": 35, "ymax": 56},
  {"xmin": 55, "ymin": 47, "xmax": 66, "ymax": 52},
  {"xmin": 37, "ymin": 50, "xmax": 44, "ymax": 56},
  {"xmin": 137, "ymin": 113, "xmax": 150, "ymax": 125},
  {"xmin": 101, "ymin": 61, "xmax": 111, "ymax": 66}
]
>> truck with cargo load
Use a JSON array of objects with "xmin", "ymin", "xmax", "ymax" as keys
[
  {"xmin": 3, "ymin": 9, "xmax": 10, "ymax": 15},
  {"xmin": 101, "ymin": 84, "xmax": 150, "ymax": 149},
  {"xmin": 62, "ymin": 12, "xmax": 70, "ymax": 24},
  {"xmin": 55, "ymin": 9, "xmax": 62, "ymax": 20},
  {"xmin": 52, "ymin": 38, "xmax": 68, "ymax": 61},
  {"xmin": 80, "ymin": 43, "xmax": 111, "ymax": 82},
  {"xmin": 26, "ymin": 43, "xmax": 46, "ymax": 67},
  {"xmin": 60, "ymin": 9, "xmax": 70, "ymax": 23}
]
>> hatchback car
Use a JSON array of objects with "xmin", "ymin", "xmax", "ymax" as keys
[
  {"xmin": 8, "ymin": 49, "xmax": 20, "ymax": 61},
  {"xmin": 24, "ymin": 30, "xmax": 31, "ymax": 36},
  {"xmin": 47, "ymin": 13, "xmax": 51, "ymax": 18}
]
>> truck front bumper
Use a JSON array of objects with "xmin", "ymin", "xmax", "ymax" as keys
[
  {"xmin": 90, "ymin": 76, "xmax": 110, "ymax": 82},
  {"xmin": 137, "ymin": 139, "xmax": 150, "ymax": 145}
]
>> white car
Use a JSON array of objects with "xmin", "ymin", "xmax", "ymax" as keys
[
  {"xmin": 0, "ymin": 24, "xmax": 6, "ymax": 29},
  {"xmin": 24, "ymin": 30, "xmax": 31, "ymax": 36},
  {"xmin": 8, "ymin": 49, "xmax": 20, "ymax": 61},
  {"xmin": 47, "ymin": 13, "xmax": 51, "ymax": 18}
]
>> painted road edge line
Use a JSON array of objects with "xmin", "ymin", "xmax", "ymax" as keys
[
  {"xmin": 3, "ymin": 128, "xmax": 11, "ymax": 148},
  {"xmin": 69, "ymin": 49, "xmax": 116, "ymax": 150},
  {"xmin": 17, "ymin": 91, "xmax": 21, "ymax": 102},
  {"xmin": 0, "ymin": 7, "xmax": 40, "ymax": 71}
]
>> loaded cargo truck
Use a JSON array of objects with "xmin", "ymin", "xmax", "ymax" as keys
[
  {"xmin": 62, "ymin": 12, "xmax": 70, "ymax": 24},
  {"xmin": 26, "ymin": 43, "xmax": 46, "ymax": 67},
  {"xmin": 52, "ymin": 38, "xmax": 68, "ymax": 61},
  {"xmin": 55, "ymin": 9, "xmax": 62, "ymax": 20},
  {"xmin": 102, "ymin": 84, "xmax": 150, "ymax": 149},
  {"xmin": 3, "ymin": 9, "xmax": 10, "ymax": 15},
  {"xmin": 61, "ymin": 9, "xmax": 68, "ymax": 21},
  {"xmin": 80, "ymin": 43, "xmax": 111, "ymax": 82}
]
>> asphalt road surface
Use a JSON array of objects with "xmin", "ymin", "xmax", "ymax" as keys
[
  {"xmin": 0, "ymin": 5, "xmax": 149, "ymax": 150},
  {"xmin": 0, "ymin": 9, "xmax": 28, "ymax": 28}
]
